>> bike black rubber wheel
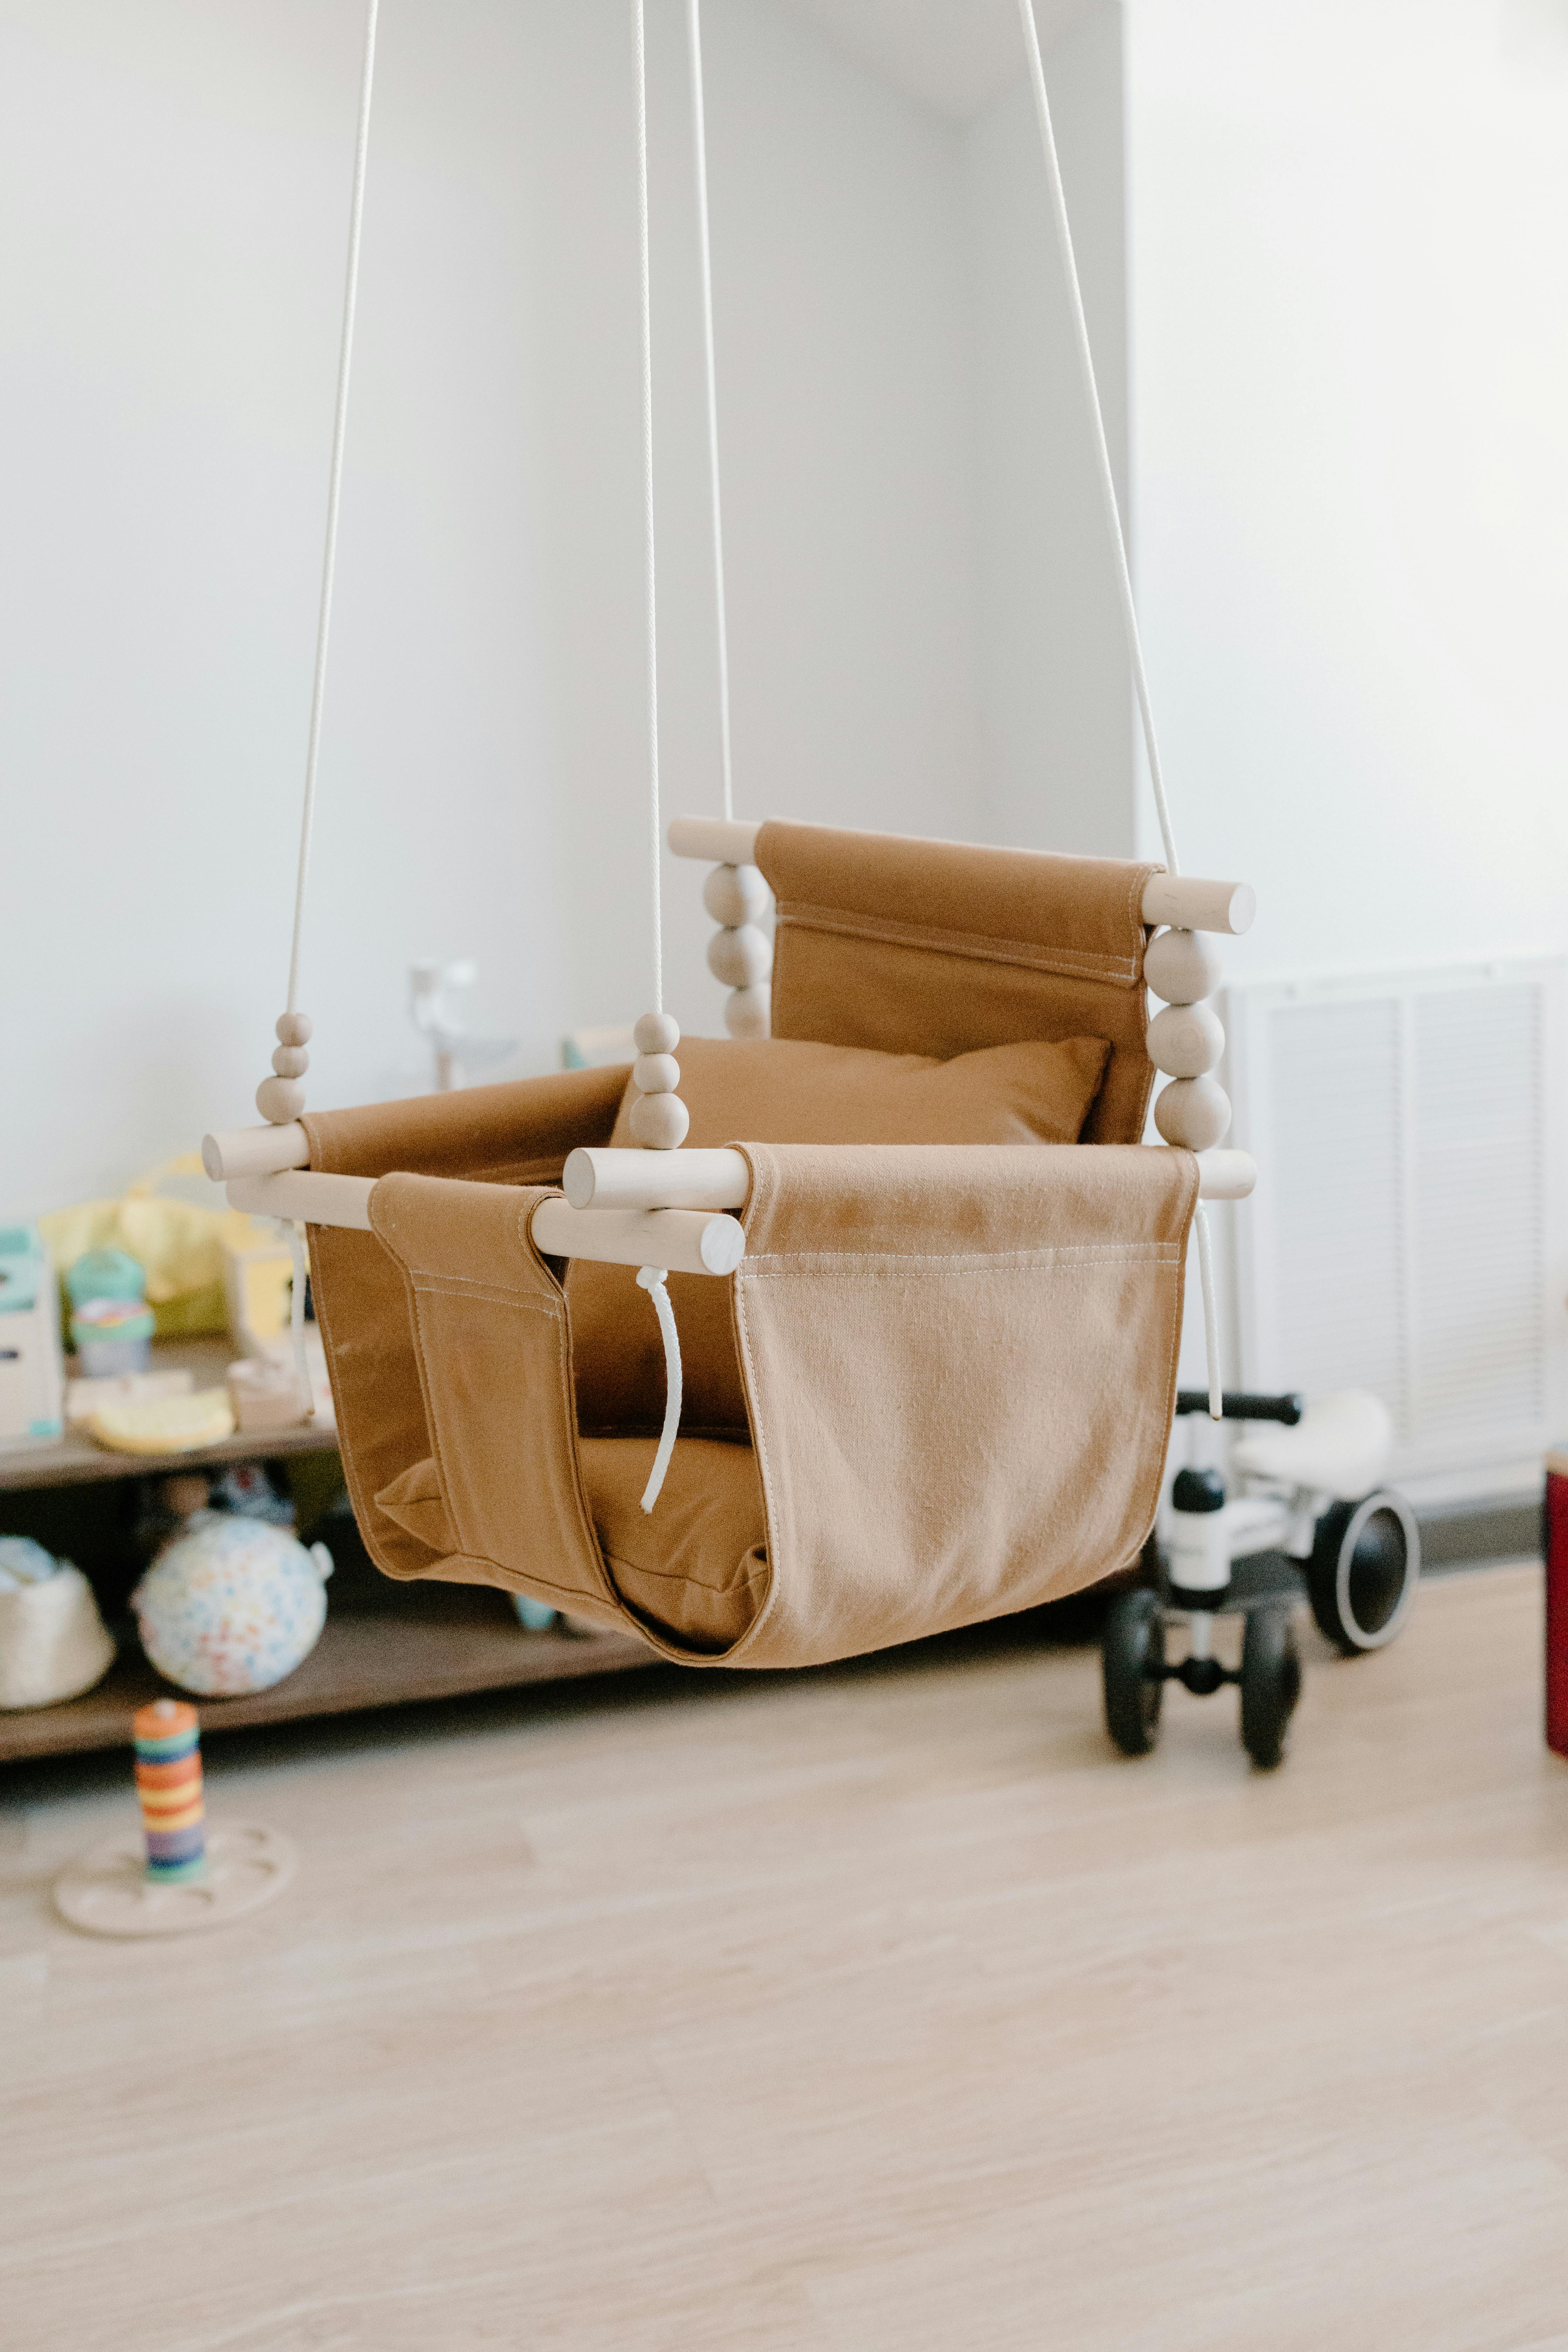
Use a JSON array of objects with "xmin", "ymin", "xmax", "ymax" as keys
[
  {"xmin": 1102, "ymin": 1587, "xmax": 1166, "ymax": 1757},
  {"xmin": 1239, "ymin": 1607, "xmax": 1301, "ymax": 1769}
]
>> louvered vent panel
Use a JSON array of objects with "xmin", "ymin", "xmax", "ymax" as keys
[
  {"xmin": 1411, "ymin": 986, "xmax": 1543, "ymax": 1445},
  {"xmin": 1265, "ymin": 999, "xmax": 1405, "ymax": 1420},
  {"xmin": 1229, "ymin": 961, "xmax": 1564, "ymax": 1499}
]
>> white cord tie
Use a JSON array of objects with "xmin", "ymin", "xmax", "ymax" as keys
[
  {"xmin": 636, "ymin": 1268, "xmax": 682, "ymax": 1511},
  {"xmin": 1194, "ymin": 1205, "xmax": 1222, "ymax": 1421}
]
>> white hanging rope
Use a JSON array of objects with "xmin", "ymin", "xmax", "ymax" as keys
[
  {"xmin": 1194, "ymin": 1206, "xmax": 1222, "ymax": 1421},
  {"xmin": 1016, "ymin": 1, "xmax": 1234, "ymax": 1418},
  {"xmin": 285, "ymin": 0, "xmax": 379, "ymax": 1017},
  {"xmin": 632, "ymin": 0, "xmax": 664, "ymax": 1013},
  {"xmin": 1014, "ymin": 0, "xmax": 1177, "ymax": 880},
  {"xmin": 686, "ymin": 0, "xmax": 734, "ymax": 822},
  {"xmin": 636, "ymin": 1268, "xmax": 683, "ymax": 1511},
  {"xmin": 630, "ymin": 0, "xmax": 684, "ymax": 1514}
]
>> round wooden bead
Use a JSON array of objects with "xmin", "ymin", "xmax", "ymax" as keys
[
  {"xmin": 628, "ymin": 1090, "xmax": 690, "ymax": 1149},
  {"xmin": 702, "ymin": 863, "xmax": 769, "ymax": 927},
  {"xmin": 706, "ymin": 923, "xmax": 772, "ymax": 990},
  {"xmin": 256, "ymin": 1075, "xmax": 307, "ymax": 1124},
  {"xmin": 1153, "ymin": 1075, "xmax": 1231, "ymax": 1152},
  {"xmin": 1146, "ymin": 1001, "xmax": 1224, "ymax": 1079},
  {"xmin": 632, "ymin": 1052, "xmax": 681, "ymax": 1095},
  {"xmin": 632, "ymin": 1011, "xmax": 680, "ymax": 1056},
  {"xmin": 271, "ymin": 1045, "xmax": 310, "ymax": 1079},
  {"xmin": 275, "ymin": 1013, "xmax": 313, "ymax": 1047},
  {"xmin": 1144, "ymin": 927, "xmax": 1222, "ymax": 1006},
  {"xmin": 723, "ymin": 984, "xmax": 771, "ymax": 1041}
]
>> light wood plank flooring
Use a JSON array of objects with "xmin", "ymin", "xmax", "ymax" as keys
[{"xmin": 4, "ymin": 1563, "xmax": 1567, "ymax": 2351}]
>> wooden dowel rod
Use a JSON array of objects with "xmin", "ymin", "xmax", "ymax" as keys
[
  {"xmin": 667, "ymin": 816, "xmax": 1254, "ymax": 937},
  {"xmin": 668, "ymin": 816, "xmax": 762, "ymax": 864},
  {"xmin": 226, "ymin": 1171, "xmax": 375, "ymax": 1231},
  {"xmin": 1193, "ymin": 1149, "xmax": 1256, "ymax": 1202},
  {"xmin": 225, "ymin": 1169, "xmax": 749, "ymax": 1272},
  {"xmin": 563, "ymin": 1146, "xmax": 750, "ymax": 1213},
  {"xmin": 202, "ymin": 1123, "xmax": 310, "ymax": 1181},
  {"xmin": 531, "ymin": 1198, "xmax": 745, "ymax": 1278},
  {"xmin": 1141, "ymin": 874, "xmax": 1255, "ymax": 937}
]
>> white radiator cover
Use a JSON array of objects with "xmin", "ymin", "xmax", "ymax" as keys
[{"xmin": 1224, "ymin": 960, "xmax": 1567, "ymax": 1507}]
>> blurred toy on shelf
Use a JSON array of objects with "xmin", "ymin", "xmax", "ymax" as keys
[
  {"xmin": 66, "ymin": 1366, "xmax": 195, "ymax": 1426},
  {"xmin": 85, "ymin": 1388, "xmax": 235, "ymax": 1456},
  {"xmin": 0, "ymin": 1223, "xmax": 65, "ymax": 1443},
  {"xmin": 67, "ymin": 1246, "xmax": 155, "ymax": 1377},
  {"xmin": 40, "ymin": 1157, "xmax": 259, "ymax": 1340},
  {"xmin": 0, "ymin": 1535, "xmax": 115, "ymax": 1709},
  {"xmin": 221, "ymin": 1218, "xmax": 296, "ymax": 1354},
  {"xmin": 132, "ymin": 1511, "xmax": 333, "ymax": 1696}
]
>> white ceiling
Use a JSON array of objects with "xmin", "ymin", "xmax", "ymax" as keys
[{"xmin": 777, "ymin": 0, "xmax": 1092, "ymax": 123}]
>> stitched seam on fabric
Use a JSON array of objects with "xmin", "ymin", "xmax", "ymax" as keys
[
  {"xmin": 602, "ymin": 1552, "xmax": 769, "ymax": 1596},
  {"xmin": 410, "ymin": 1275, "xmax": 560, "ymax": 1315},
  {"xmin": 775, "ymin": 899, "xmax": 1140, "ymax": 986},
  {"xmin": 737, "ymin": 1243, "xmax": 1182, "ymax": 1279}
]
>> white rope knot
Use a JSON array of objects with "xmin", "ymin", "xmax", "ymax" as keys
[{"xmin": 636, "ymin": 1266, "xmax": 682, "ymax": 1512}]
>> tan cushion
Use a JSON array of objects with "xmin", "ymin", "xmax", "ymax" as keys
[
  {"xmin": 376, "ymin": 1437, "xmax": 769, "ymax": 1656},
  {"xmin": 578, "ymin": 1436, "xmax": 769, "ymax": 1653},
  {"xmin": 568, "ymin": 1031, "xmax": 1112, "ymax": 1439}
]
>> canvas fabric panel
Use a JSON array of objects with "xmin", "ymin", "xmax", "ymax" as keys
[
  {"xmin": 754, "ymin": 821, "xmax": 1162, "ymax": 1146},
  {"xmin": 361, "ymin": 1172, "xmax": 626, "ymax": 1628},
  {"xmin": 567, "ymin": 1031, "xmax": 1113, "ymax": 1442},
  {"xmin": 302, "ymin": 1064, "xmax": 625, "ymax": 1586},
  {"xmin": 724, "ymin": 1141, "xmax": 1198, "ymax": 1668},
  {"xmin": 312, "ymin": 1137, "xmax": 1196, "ymax": 1670}
]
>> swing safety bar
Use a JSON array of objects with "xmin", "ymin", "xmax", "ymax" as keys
[
  {"xmin": 666, "ymin": 817, "xmax": 1256, "ymax": 938},
  {"xmin": 220, "ymin": 1169, "xmax": 747, "ymax": 1278},
  {"xmin": 212, "ymin": 1142, "xmax": 1253, "ymax": 1255}
]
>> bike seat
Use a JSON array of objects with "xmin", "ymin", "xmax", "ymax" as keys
[{"xmin": 1230, "ymin": 1389, "xmax": 1394, "ymax": 1501}]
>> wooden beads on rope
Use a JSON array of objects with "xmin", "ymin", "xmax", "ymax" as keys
[
  {"xmin": 1146, "ymin": 928, "xmax": 1230, "ymax": 1153},
  {"xmin": 704, "ymin": 863, "xmax": 773, "ymax": 1040},
  {"xmin": 629, "ymin": 1012, "xmax": 690, "ymax": 1150},
  {"xmin": 257, "ymin": 1012, "xmax": 313, "ymax": 1125},
  {"xmin": 1144, "ymin": 926, "xmax": 1222, "ymax": 1006},
  {"xmin": 1154, "ymin": 1075, "xmax": 1231, "ymax": 1151},
  {"xmin": 1146, "ymin": 1000, "xmax": 1224, "ymax": 1079}
]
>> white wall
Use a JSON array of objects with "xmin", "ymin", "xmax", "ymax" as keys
[
  {"xmin": 1124, "ymin": 0, "xmax": 1568, "ymax": 1420},
  {"xmin": 965, "ymin": 1, "xmax": 1135, "ymax": 859},
  {"xmin": 2, "ymin": 0, "xmax": 983, "ymax": 1217},
  {"xmin": 1125, "ymin": 0, "xmax": 1568, "ymax": 975}
]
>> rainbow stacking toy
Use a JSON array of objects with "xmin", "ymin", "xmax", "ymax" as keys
[{"xmin": 133, "ymin": 1699, "xmax": 206, "ymax": 1882}]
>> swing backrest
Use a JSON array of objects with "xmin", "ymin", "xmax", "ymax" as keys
[
  {"xmin": 754, "ymin": 821, "xmax": 1162, "ymax": 1146},
  {"xmin": 565, "ymin": 823, "xmax": 1166, "ymax": 1443}
]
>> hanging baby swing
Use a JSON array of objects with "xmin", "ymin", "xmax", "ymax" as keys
[{"xmin": 200, "ymin": 0, "xmax": 1258, "ymax": 1671}]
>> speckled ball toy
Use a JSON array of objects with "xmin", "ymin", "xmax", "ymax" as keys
[{"xmin": 131, "ymin": 1512, "xmax": 333, "ymax": 1698}]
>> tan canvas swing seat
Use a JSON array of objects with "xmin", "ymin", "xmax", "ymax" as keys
[
  {"xmin": 295, "ymin": 822, "xmax": 1202, "ymax": 1670},
  {"xmin": 199, "ymin": 4, "xmax": 1259, "ymax": 1679}
]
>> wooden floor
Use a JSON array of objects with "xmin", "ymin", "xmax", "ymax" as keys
[{"xmin": 4, "ymin": 1563, "xmax": 1566, "ymax": 2351}]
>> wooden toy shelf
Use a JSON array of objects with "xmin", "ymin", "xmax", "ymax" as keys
[
  {"xmin": 0, "ymin": 1337, "xmax": 333, "ymax": 1490},
  {"xmin": 0, "ymin": 1338, "xmax": 657, "ymax": 1764}
]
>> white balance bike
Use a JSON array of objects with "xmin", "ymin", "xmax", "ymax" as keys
[{"xmin": 1102, "ymin": 1390, "xmax": 1421, "ymax": 1769}]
